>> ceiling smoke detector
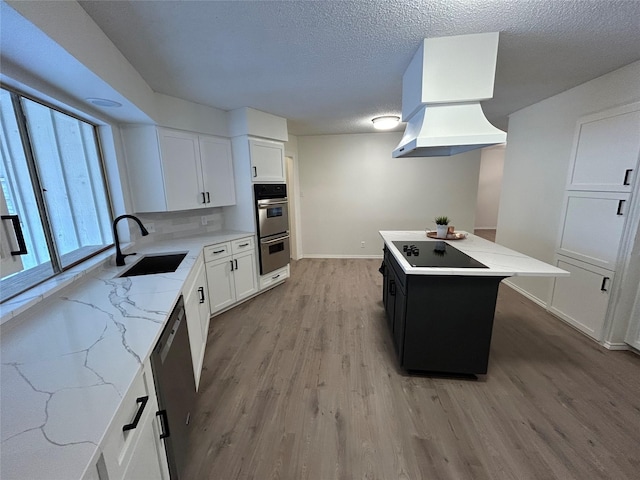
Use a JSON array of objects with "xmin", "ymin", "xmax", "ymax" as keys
[{"xmin": 86, "ymin": 97, "xmax": 122, "ymax": 108}]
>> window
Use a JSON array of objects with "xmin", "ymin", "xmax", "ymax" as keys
[{"xmin": 0, "ymin": 87, "xmax": 113, "ymax": 302}]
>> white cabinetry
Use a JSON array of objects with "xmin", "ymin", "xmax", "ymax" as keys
[
  {"xmin": 557, "ymin": 191, "xmax": 631, "ymax": 270},
  {"xmin": 567, "ymin": 105, "xmax": 639, "ymax": 192},
  {"xmin": 550, "ymin": 256, "xmax": 614, "ymax": 340},
  {"xmin": 249, "ymin": 138, "xmax": 285, "ymax": 182},
  {"xmin": 101, "ymin": 360, "xmax": 169, "ymax": 480},
  {"xmin": 122, "ymin": 126, "xmax": 235, "ymax": 213},
  {"xmin": 259, "ymin": 264, "xmax": 290, "ymax": 291},
  {"xmin": 182, "ymin": 253, "xmax": 210, "ymax": 390},
  {"xmin": 205, "ymin": 236, "xmax": 257, "ymax": 315},
  {"xmin": 551, "ymin": 101, "xmax": 640, "ymax": 343}
]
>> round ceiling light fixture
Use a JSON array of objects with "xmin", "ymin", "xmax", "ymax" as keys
[
  {"xmin": 372, "ymin": 115, "xmax": 400, "ymax": 130},
  {"xmin": 86, "ymin": 97, "xmax": 122, "ymax": 108}
]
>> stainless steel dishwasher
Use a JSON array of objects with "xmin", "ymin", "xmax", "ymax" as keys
[{"xmin": 151, "ymin": 296, "xmax": 197, "ymax": 479}]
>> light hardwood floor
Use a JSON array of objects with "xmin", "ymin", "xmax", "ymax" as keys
[{"xmin": 183, "ymin": 258, "xmax": 640, "ymax": 480}]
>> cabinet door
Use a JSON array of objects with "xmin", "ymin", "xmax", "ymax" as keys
[
  {"xmin": 122, "ymin": 396, "xmax": 168, "ymax": 480},
  {"xmin": 550, "ymin": 256, "xmax": 614, "ymax": 341},
  {"xmin": 233, "ymin": 251, "xmax": 257, "ymax": 301},
  {"xmin": 158, "ymin": 129, "xmax": 204, "ymax": 211},
  {"xmin": 393, "ymin": 281, "xmax": 406, "ymax": 362},
  {"xmin": 249, "ymin": 138, "xmax": 285, "ymax": 182},
  {"xmin": 199, "ymin": 135, "xmax": 236, "ymax": 207},
  {"xmin": 183, "ymin": 260, "xmax": 206, "ymax": 388},
  {"xmin": 557, "ymin": 191, "xmax": 630, "ymax": 269},
  {"xmin": 206, "ymin": 256, "xmax": 235, "ymax": 314},
  {"xmin": 568, "ymin": 103, "xmax": 640, "ymax": 192}
]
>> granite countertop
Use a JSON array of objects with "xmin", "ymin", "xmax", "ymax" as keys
[
  {"xmin": 380, "ymin": 230, "xmax": 569, "ymax": 277},
  {"xmin": 0, "ymin": 230, "xmax": 253, "ymax": 480}
]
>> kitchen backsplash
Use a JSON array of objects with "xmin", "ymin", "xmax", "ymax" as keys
[{"xmin": 133, "ymin": 208, "xmax": 225, "ymax": 244}]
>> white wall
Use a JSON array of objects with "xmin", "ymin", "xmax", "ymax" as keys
[
  {"xmin": 497, "ymin": 60, "xmax": 640, "ymax": 341},
  {"xmin": 298, "ymin": 132, "xmax": 481, "ymax": 257},
  {"xmin": 475, "ymin": 145, "xmax": 505, "ymax": 229}
]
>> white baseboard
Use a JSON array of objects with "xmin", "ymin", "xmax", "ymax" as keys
[
  {"xmin": 602, "ymin": 341, "xmax": 631, "ymax": 351},
  {"xmin": 502, "ymin": 279, "xmax": 548, "ymax": 309}
]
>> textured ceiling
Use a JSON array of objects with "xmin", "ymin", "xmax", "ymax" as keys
[{"xmin": 77, "ymin": 0, "xmax": 640, "ymax": 136}]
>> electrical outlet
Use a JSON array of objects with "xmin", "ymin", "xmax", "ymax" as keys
[
  {"xmin": 201, "ymin": 216, "xmax": 208, "ymax": 226},
  {"xmin": 146, "ymin": 223, "xmax": 155, "ymax": 233},
  {"xmin": 361, "ymin": 241, "xmax": 365, "ymax": 248}
]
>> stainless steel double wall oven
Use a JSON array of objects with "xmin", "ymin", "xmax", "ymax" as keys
[{"xmin": 254, "ymin": 184, "xmax": 290, "ymax": 275}]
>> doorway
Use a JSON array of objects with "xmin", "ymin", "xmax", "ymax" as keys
[{"xmin": 285, "ymin": 155, "xmax": 302, "ymax": 259}]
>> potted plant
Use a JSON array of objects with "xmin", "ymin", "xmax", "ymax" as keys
[{"xmin": 434, "ymin": 216, "xmax": 450, "ymax": 239}]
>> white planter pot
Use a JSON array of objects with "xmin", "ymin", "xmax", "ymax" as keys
[{"xmin": 436, "ymin": 225, "xmax": 449, "ymax": 239}]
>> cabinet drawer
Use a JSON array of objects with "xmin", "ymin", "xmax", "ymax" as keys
[
  {"xmin": 232, "ymin": 236, "xmax": 254, "ymax": 254},
  {"xmin": 101, "ymin": 362, "xmax": 156, "ymax": 479},
  {"xmin": 259, "ymin": 264, "xmax": 289, "ymax": 290},
  {"xmin": 204, "ymin": 242, "xmax": 231, "ymax": 262}
]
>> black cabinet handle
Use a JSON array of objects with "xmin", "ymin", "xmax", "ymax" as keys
[
  {"xmin": 206, "ymin": 192, "xmax": 211, "ymax": 204},
  {"xmin": 198, "ymin": 286, "xmax": 205, "ymax": 304},
  {"xmin": 234, "ymin": 259, "xmax": 238, "ymax": 270},
  {"xmin": 239, "ymin": 243, "xmax": 249, "ymax": 247},
  {"xmin": 213, "ymin": 249, "xmax": 225, "ymax": 254},
  {"xmin": 1, "ymin": 215, "xmax": 28, "ymax": 255},
  {"xmin": 389, "ymin": 279, "xmax": 396, "ymax": 296},
  {"xmin": 252, "ymin": 166, "xmax": 257, "ymax": 177},
  {"xmin": 600, "ymin": 277, "xmax": 610, "ymax": 292},
  {"xmin": 617, "ymin": 200, "xmax": 625, "ymax": 215},
  {"xmin": 156, "ymin": 410, "xmax": 170, "ymax": 439},
  {"xmin": 201, "ymin": 192, "xmax": 206, "ymax": 204},
  {"xmin": 272, "ymin": 274, "xmax": 281, "ymax": 280},
  {"xmin": 230, "ymin": 259, "xmax": 234, "ymax": 271},
  {"xmin": 623, "ymin": 169, "xmax": 633, "ymax": 186},
  {"xmin": 122, "ymin": 396, "xmax": 149, "ymax": 432}
]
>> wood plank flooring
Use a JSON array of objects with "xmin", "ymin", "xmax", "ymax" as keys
[{"xmin": 183, "ymin": 258, "xmax": 640, "ymax": 480}]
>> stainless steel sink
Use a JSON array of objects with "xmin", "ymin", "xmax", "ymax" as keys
[{"xmin": 119, "ymin": 253, "xmax": 187, "ymax": 277}]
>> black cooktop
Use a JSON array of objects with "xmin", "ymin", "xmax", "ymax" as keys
[{"xmin": 392, "ymin": 241, "xmax": 488, "ymax": 269}]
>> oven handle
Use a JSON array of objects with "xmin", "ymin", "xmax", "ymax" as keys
[
  {"xmin": 257, "ymin": 199, "xmax": 288, "ymax": 207},
  {"xmin": 260, "ymin": 234, "xmax": 290, "ymax": 245}
]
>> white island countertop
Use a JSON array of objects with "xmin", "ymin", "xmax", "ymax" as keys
[
  {"xmin": 0, "ymin": 230, "xmax": 253, "ymax": 480},
  {"xmin": 380, "ymin": 230, "xmax": 569, "ymax": 278}
]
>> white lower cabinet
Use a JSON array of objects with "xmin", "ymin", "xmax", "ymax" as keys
[
  {"xmin": 550, "ymin": 255, "xmax": 614, "ymax": 341},
  {"xmin": 259, "ymin": 264, "xmax": 290, "ymax": 291},
  {"xmin": 204, "ymin": 236, "xmax": 257, "ymax": 315},
  {"xmin": 100, "ymin": 360, "xmax": 169, "ymax": 480},
  {"xmin": 183, "ymin": 253, "xmax": 210, "ymax": 390}
]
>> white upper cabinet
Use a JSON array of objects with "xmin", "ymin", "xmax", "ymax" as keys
[
  {"xmin": 158, "ymin": 129, "xmax": 203, "ymax": 211},
  {"xmin": 122, "ymin": 125, "xmax": 236, "ymax": 213},
  {"xmin": 249, "ymin": 138, "xmax": 285, "ymax": 182},
  {"xmin": 567, "ymin": 103, "xmax": 640, "ymax": 192},
  {"xmin": 199, "ymin": 136, "xmax": 236, "ymax": 207}
]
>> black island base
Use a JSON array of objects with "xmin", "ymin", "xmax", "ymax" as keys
[{"xmin": 382, "ymin": 245, "xmax": 507, "ymax": 378}]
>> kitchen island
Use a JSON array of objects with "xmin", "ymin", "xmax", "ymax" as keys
[{"xmin": 379, "ymin": 231, "xmax": 568, "ymax": 376}]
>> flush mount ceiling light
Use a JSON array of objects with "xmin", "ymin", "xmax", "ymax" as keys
[
  {"xmin": 372, "ymin": 115, "xmax": 400, "ymax": 130},
  {"xmin": 86, "ymin": 97, "xmax": 122, "ymax": 108}
]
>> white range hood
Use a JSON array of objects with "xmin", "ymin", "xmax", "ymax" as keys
[{"xmin": 393, "ymin": 32, "xmax": 507, "ymax": 158}]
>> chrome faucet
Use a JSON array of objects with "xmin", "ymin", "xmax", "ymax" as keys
[{"xmin": 112, "ymin": 214, "xmax": 149, "ymax": 266}]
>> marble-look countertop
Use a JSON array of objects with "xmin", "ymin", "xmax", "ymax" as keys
[
  {"xmin": 380, "ymin": 230, "xmax": 569, "ymax": 277},
  {"xmin": 0, "ymin": 230, "xmax": 253, "ymax": 480}
]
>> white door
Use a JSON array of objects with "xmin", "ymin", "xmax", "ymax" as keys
[
  {"xmin": 233, "ymin": 251, "xmax": 257, "ymax": 301},
  {"xmin": 249, "ymin": 138, "xmax": 285, "ymax": 182},
  {"xmin": 158, "ymin": 129, "xmax": 203, "ymax": 211},
  {"xmin": 206, "ymin": 256, "xmax": 235, "ymax": 314},
  {"xmin": 557, "ymin": 191, "xmax": 631, "ymax": 270},
  {"xmin": 550, "ymin": 256, "xmax": 614, "ymax": 341},
  {"xmin": 199, "ymin": 135, "xmax": 236, "ymax": 207},
  {"xmin": 568, "ymin": 103, "xmax": 640, "ymax": 192}
]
